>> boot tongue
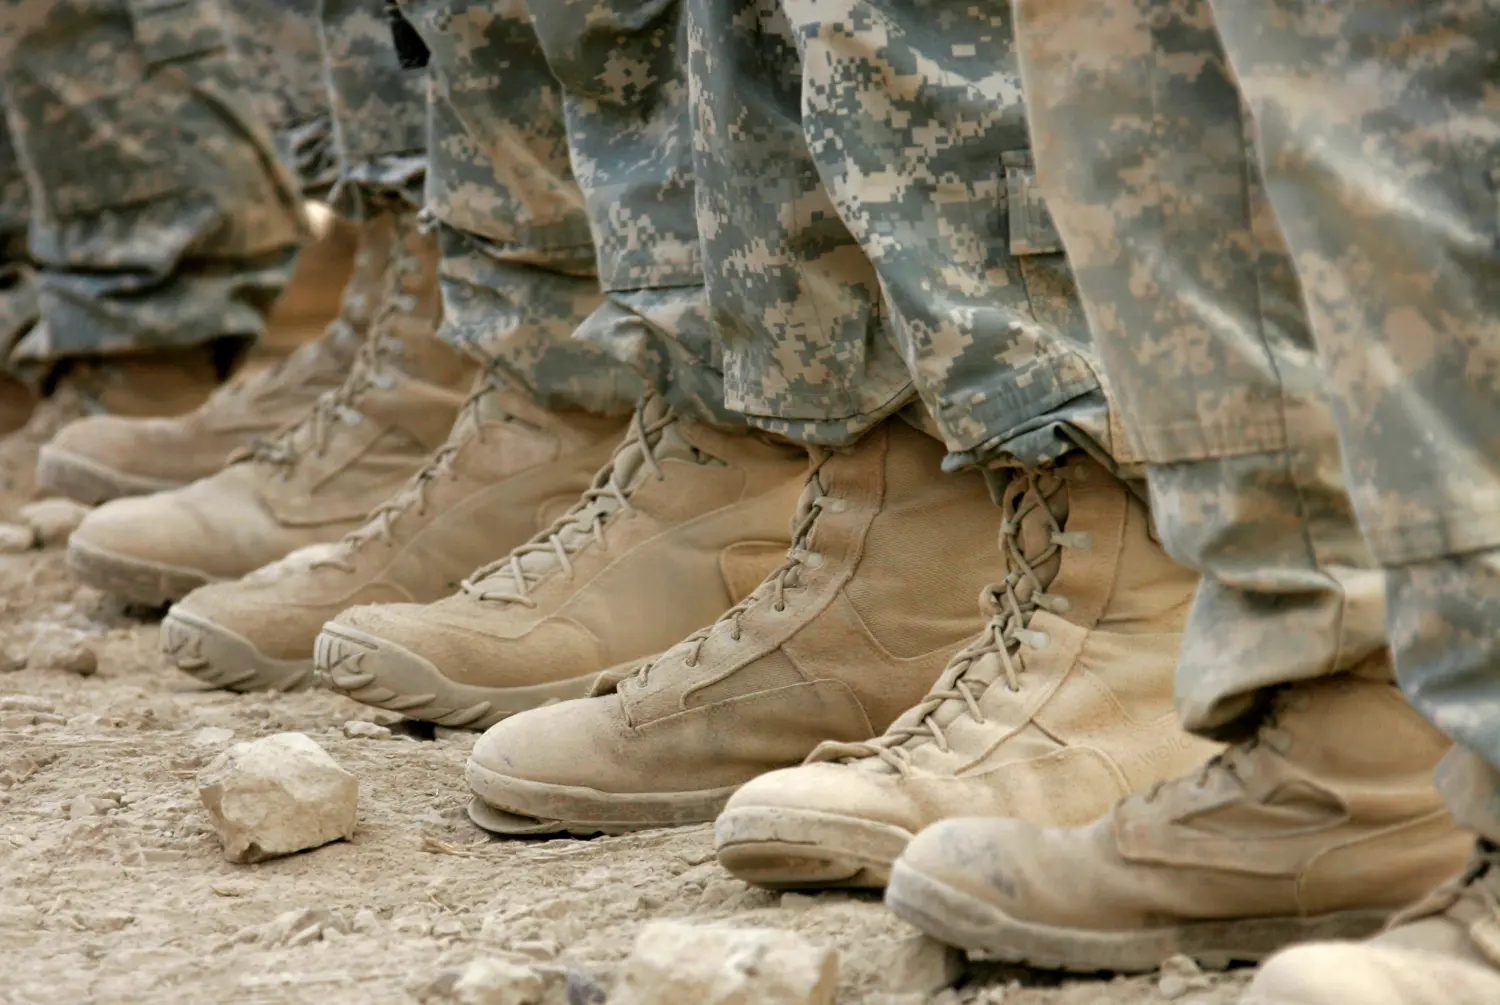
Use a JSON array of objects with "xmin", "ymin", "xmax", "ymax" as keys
[
  {"xmin": 471, "ymin": 404, "xmax": 697, "ymax": 598},
  {"xmin": 822, "ymin": 468, "xmax": 1074, "ymax": 769}
]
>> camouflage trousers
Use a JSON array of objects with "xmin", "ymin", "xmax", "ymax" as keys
[
  {"xmin": 683, "ymin": 0, "xmax": 1131, "ymax": 471},
  {"xmin": 0, "ymin": 0, "xmax": 304, "ymax": 374},
  {"xmin": 220, "ymin": 0, "xmax": 336, "ymax": 197},
  {"xmin": 1014, "ymin": 0, "xmax": 1500, "ymax": 836},
  {"xmin": 400, "ymin": 0, "xmax": 640, "ymax": 415},
  {"xmin": 319, "ymin": 0, "xmax": 426, "ymax": 216}
]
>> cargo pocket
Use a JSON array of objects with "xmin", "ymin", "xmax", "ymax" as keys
[{"xmin": 1002, "ymin": 149, "xmax": 1089, "ymax": 342}]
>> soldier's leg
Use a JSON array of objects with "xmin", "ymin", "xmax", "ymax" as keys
[
  {"xmin": 0, "ymin": 0, "xmax": 304, "ymax": 385},
  {"xmin": 314, "ymin": 0, "xmax": 812, "ymax": 731},
  {"xmin": 879, "ymin": 0, "xmax": 1466, "ymax": 973},
  {"xmin": 1222, "ymin": 6, "xmax": 1500, "ymax": 998}
]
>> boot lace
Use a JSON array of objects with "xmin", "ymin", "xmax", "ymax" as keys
[
  {"xmin": 625, "ymin": 448, "xmax": 831, "ymax": 690},
  {"xmin": 458, "ymin": 400, "xmax": 673, "ymax": 607},
  {"xmin": 831, "ymin": 469, "xmax": 1072, "ymax": 774},
  {"xmin": 309, "ymin": 371, "xmax": 502, "ymax": 571},
  {"xmin": 235, "ymin": 215, "xmax": 424, "ymax": 474}
]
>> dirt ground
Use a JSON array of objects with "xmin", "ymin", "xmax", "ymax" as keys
[{"xmin": 0, "ymin": 539, "xmax": 1253, "ymax": 1005}]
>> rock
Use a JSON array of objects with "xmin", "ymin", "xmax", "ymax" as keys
[
  {"xmin": 0, "ymin": 523, "xmax": 35, "ymax": 553},
  {"xmin": 1156, "ymin": 955, "xmax": 1211, "ymax": 1000},
  {"xmin": 191, "ymin": 726, "xmax": 236, "ymax": 746},
  {"xmin": 197, "ymin": 732, "xmax": 358, "ymax": 863},
  {"xmin": 27, "ymin": 631, "xmax": 97, "ymax": 676},
  {"xmin": 261, "ymin": 907, "xmax": 347, "ymax": 946},
  {"xmin": 342, "ymin": 720, "xmax": 392, "ymax": 740},
  {"xmin": 450, "ymin": 958, "xmax": 547, "ymax": 1005},
  {"xmin": 889, "ymin": 934, "xmax": 964, "ymax": 995},
  {"xmin": 351, "ymin": 909, "xmax": 380, "ymax": 933},
  {"xmin": 612, "ymin": 921, "xmax": 837, "ymax": 1005},
  {"xmin": 19, "ymin": 499, "xmax": 90, "ymax": 546}
]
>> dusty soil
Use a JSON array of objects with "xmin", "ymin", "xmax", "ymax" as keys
[{"xmin": 0, "ymin": 542, "xmax": 1252, "ymax": 1005}]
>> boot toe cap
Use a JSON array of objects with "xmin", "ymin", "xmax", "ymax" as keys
[
  {"xmin": 725, "ymin": 762, "xmax": 921, "ymax": 832},
  {"xmin": 468, "ymin": 697, "xmax": 624, "ymax": 789},
  {"xmin": 1244, "ymin": 943, "xmax": 1491, "ymax": 1004}
]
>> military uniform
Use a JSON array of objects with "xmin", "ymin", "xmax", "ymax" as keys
[
  {"xmin": 0, "ymin": 0, "xmax": 304, "ymax": 375},
  {"xmin": 873, "ymin": 0, "xmax": 1483, "ymax": 981}
]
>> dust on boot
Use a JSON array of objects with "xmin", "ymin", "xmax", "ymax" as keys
[
  {"xmin": 316, "ymin": 394, "xmax": 805, "ymax": 728},
  {"xmin": 157, "ymin": 370, "xmax": 629, "ymax": 693},
  {"xmin": 66, "ymin": 212, "xmax": 473, "ymax": 606},
  {"xmin": 884, "ymin": 670, "xmax": 1469, "ymax": 974},
  {"xmin": 462, "ymin": 418, "xmax": 1002, "ymax": 835},
  {"xmin": 714, "ymin": 455, "xmax": 1216, "ymax": 889}
]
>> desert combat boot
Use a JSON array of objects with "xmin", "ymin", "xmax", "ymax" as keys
[
  {"xmin": 316, "ymin": 395, "xmax": 805, "ymax": 727},
  {"xmin": 1239, "ymin": 840, "xmax": 1500, "ymax": 1005},
  {"xmin": 714, "ymin": 455, "xmax": 1216, "ymax": 889},
  {"xmin": 463, "ymin": 418, "xmax": 1002, "ymax": 836},
  {"xmin": 884, "ymin": 669, "xmax": 1471, "ymax": 974},
  {"xmin": 35, "ymin": 215, "xmax": 394, "ymax": 504},
  {"xmin": 66, "ymin": 213, "xmax": 474, "ymax": 606},
  {"xmin": 158, "ymin": 372, "xmax": 628, "ymax": 692}
]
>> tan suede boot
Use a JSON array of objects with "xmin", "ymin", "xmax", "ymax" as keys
[
  {"xmin": 66, "ymin": 213, "xmax": 473, "ymax": 606},
  {"xmin": 0, "ymin": 345, "xmax": 226, "ymax": 515},
  {"xmin": 36, "ymin": 215, "xmax": 393, "ymax": 504},
  {"xmin": 316, "ymin": 395, "xmax": 805, "ymax": 728},
  {"xmin": 714, "ymin": 456, "xmax": 1216, "ymax": 889},
  {"xmin": 461, "ymin": 418, "xmax": 1002, "ymax": 835},
  {"xmin": 157, "ymin": 373, "xmax": 628, "ymax": 692},
  {"xmin": 1238, "ymin": 841, "xmax": 1500, "ymax": 1004},
  {"xmin": 883, "ymin": 671, "xmax": 1469, "ymax": 974}
]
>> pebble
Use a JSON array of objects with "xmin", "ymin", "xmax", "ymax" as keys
[
  {"xmin": 342, "ymin": 720, "xmax": 393, "ymax": 740},
  {"xmin": 889, "ymin": 934, "xmax": 964, "ymax": 995},
  {"xmin": 448, "ymin": 958, "xmax": 547, "ymax": 1005},
  {"xmin": 612, "ymin": 921, "xmax": 838, "ymax": 1005},
  {"xmin": 197, "ymin": 732, "xmax": 358, "ymax": 864},
  {"xmin": 0, "ymin": 523, "xmax": 35, "ymax": 553},
  {"xmin": 27, "ymin": 631, "xmax": 97, "ymax": 676},
  {"xmin": 191, "ymin": 726, "xmax": 236, "ymax": 746},
  {"xmin": 18, "ymin": 500, "xmax": 90, "ymax": 547}
]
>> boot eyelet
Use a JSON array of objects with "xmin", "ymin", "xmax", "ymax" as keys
[{"xmin": 773, "ymin": 602, "xmax": 786, "ymax": 613}]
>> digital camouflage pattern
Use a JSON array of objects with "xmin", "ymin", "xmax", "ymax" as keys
[
  {"xmin": 400, "ymin": 0, "xmax": 640, "ymax": 415},
  {"xmin": 320, "ymin": 0, "xmax": 426, "ymax": 216},
  {"xmin": 1014, "ymin": 0, "xmax": 1500, "ymax": 833},
  {"xmin": 0, "ymin": 0, "xmax": 303, "ymax": 372},
  {"xmin": 688, "ymin": 0, "xmax": 1123, "ymax": 470},
  {"xmin": 219, "ymin": 0, "xmax": 336, "ymax": 196},
  {"xmin": 525, "ymin": 0, "xmax": 739, "ymax": 427}
]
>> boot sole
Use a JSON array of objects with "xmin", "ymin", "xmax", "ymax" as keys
[
  {"xmin": 315, "ymin": 624, "xmax": 605, "ymax": 731},
  {"xmin": 37, "ymin": 446, "xmax": 184, "ymax": 505},
  {"xmin": 465, "ymin": 759, "xmax": 739, "ymax": 838},
  {"xmin": 714, "ymin": 806, "xmax": 910, "ymax": 888},
  {"xmin": 884, "ymin": 859, "xmax": 1391, "ymax": 974},
  {"xmin": 160, "ymin": 608, "xmax": 316, "ymax": 693},
  {"xmin": 67, "ymin": 537, "xmax": 215, "ymax": 607}
]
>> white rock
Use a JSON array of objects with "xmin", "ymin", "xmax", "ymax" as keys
[
  {"xmin": 197, "ymin": 732, "xmax": 358, "ymax": 863},
  {"xmin": 19, "ymin": 499, "xmax": 91, "ymax": 546},
  {"xmin": 342, "ymin": 720, "xmax": 392, "ymax": 740},
  {"xmin": 191, "ymin": 726, "xmax": 236, "ymax": 746},
  {"xmin": 0, "ymin": 523, "xmax": 35, "ymax": 553},
  {"xmin": 612, "ymin": 921, "xmax": 837, "ymax": 1005},
  {"xmin": 448, "ymin": 958, "xmax": 546, "ymax": 1005},
  {"xmin": 889, "ymin": 934, "xmax": 963, "ymax": 995},
  {"xmin": 27, "ymin": 631, "xmax": 97, "ymax": 676}
]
